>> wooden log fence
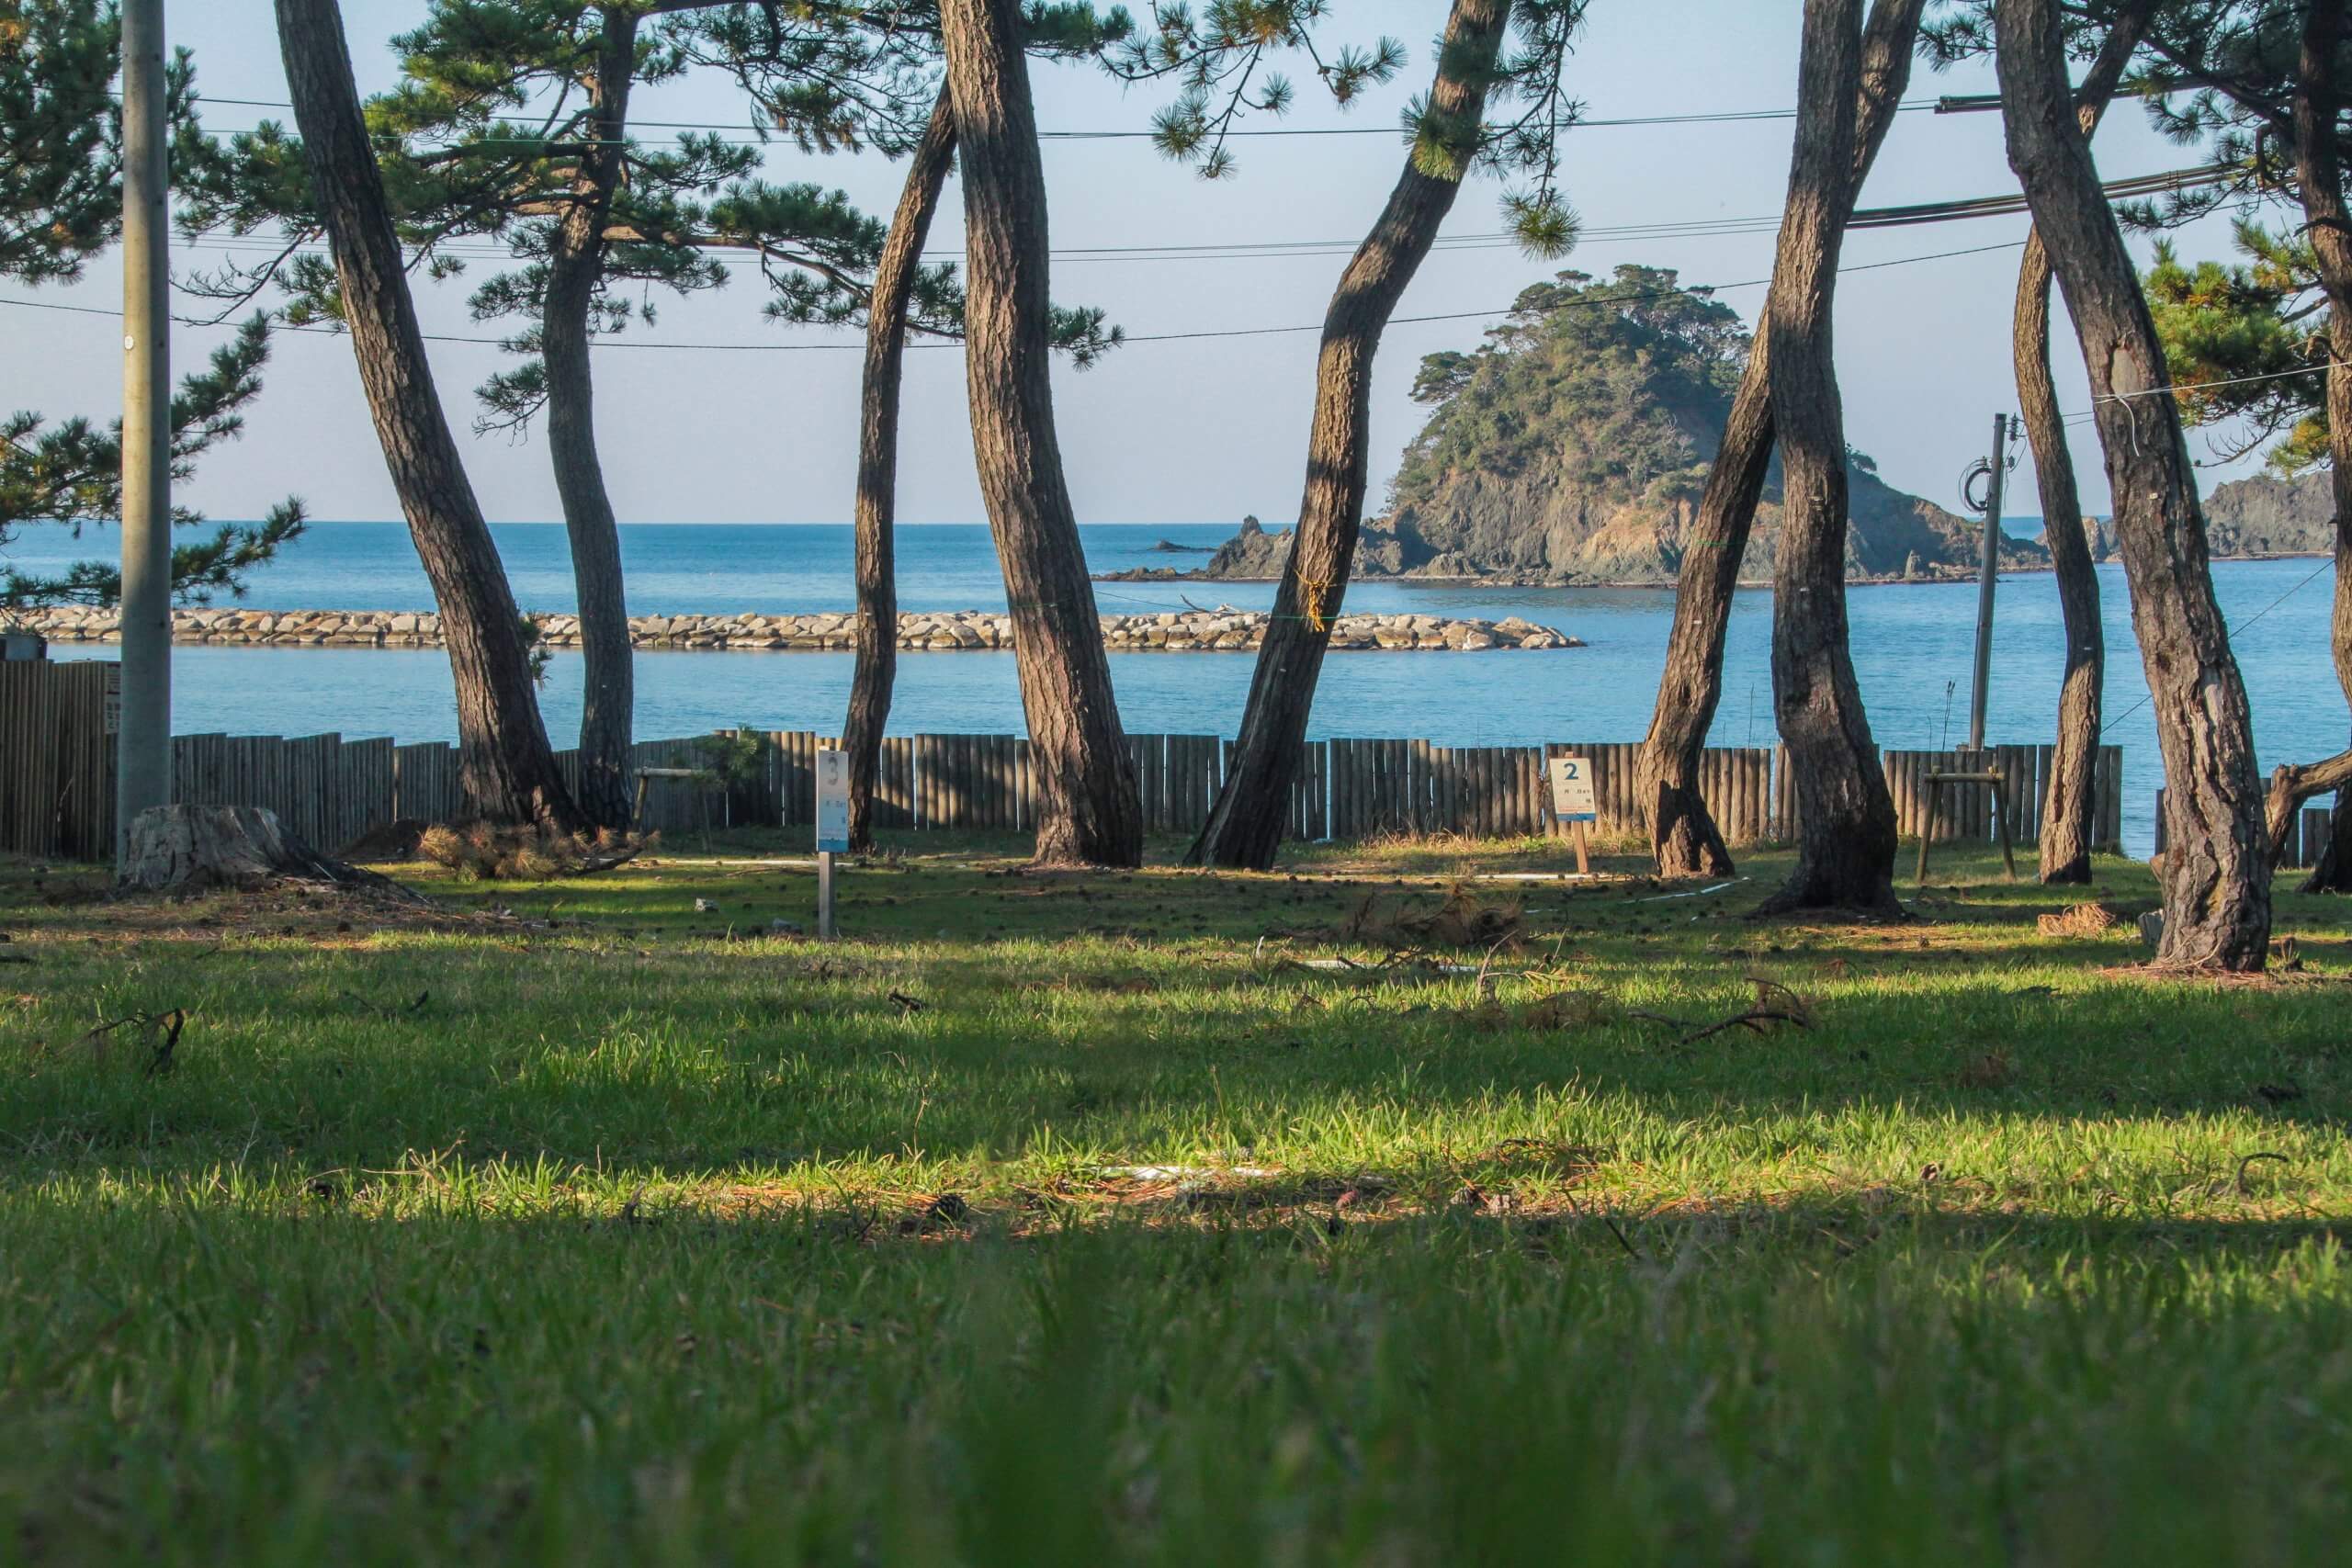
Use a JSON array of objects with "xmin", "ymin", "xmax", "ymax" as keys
[
  {"xmin": 0, "ymin": 659, "xmax": 2229, "ymax": 864},
  {"xmin": 0, "ymin": 659, "xmax": 117, "ymax": 862}
]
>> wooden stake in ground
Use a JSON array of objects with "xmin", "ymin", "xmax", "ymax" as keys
[
  {"xmin": 1995, "ymin": 0, "xmax": 2269, "ymax": 968},
  {"xmin": 1632, "ymin": 0, "xmax": 1926, "ymax": 881},
  {"xmin": 1756, "ymin": 0, "xmax": 1902, "ymax": 918},
  {"xmin": 845, "ymin": 88, "xmax": 956, "ymax": 854},
  {"xmin": 1190, "ymin": 0, "xmax": 1515, "ymax": 873},
  {"xmin": 2012, "ymin": 0, "xmax": 2152, "ymax": 886},
  {"xmin": 272, "ymin": 0, "xmax": 584, "ymax": 835},
  {"xmin": 939, "ymin": 0, "xmax": 1139, "ymax": 868}
]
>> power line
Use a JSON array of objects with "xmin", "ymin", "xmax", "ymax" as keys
[
  {"xmin": 0, "ymin": 238, "xmax": 2031, "ymax": 351},
  {"xmin": 178, "ymin": 210, "xmax": 1790, "ymax": 270},
  {"xmin": 2098, "ymin": 557, "xmax": 2332, "ymax": 738},
  {"xmin": 176, "ymin": 92, "xmax": 1955, "ymax": 141}
]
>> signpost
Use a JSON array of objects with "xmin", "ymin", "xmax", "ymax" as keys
[
  {"xmin": 814, "ymin": 748, "xmax": 850, "ymax": 940},
  {"xmin": 1547, "ymin": 753, "xmax": 1597, "ymax": 876}
]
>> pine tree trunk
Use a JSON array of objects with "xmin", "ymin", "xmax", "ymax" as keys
[
  {"xmin": 845, "ymin": 88, "xmax": 956, "ymax": 853},
  {"xmin": 2290, "ymin": 0, "xmax": 2352, "ymax": 893},
  {"xmin": 2016, "ymin": 3, "xmax": 2150, "ymax": 885},
  {"xmin": 539, "ymin": 6, "xmax": 639, "ymax": 831},
  {"xmin": 1996, "ymin": 0, "xmax": 2269, "ymax": 969},
  {"xmin": 1634, "ymin": 0, "xmax": 1924, "ymax": 879},
  {"xmin": 1190, "ymin": 0, "xmax": 1513, "ymax": 872},
  {"xmin": 273, "ymin": 0, "xmax": 581, "ymax": 833},
  {"xmin": 939, "ymin": 0, "xmax": 1139, "ymax": 867},
  {"xmin": 1755, "ymin": 0, "xmax": 1901, "ymax": 917}
]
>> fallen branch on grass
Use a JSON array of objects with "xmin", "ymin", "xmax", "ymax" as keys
[
  {"xmin": 1676, "ymin": 1008, "xmax": 1812, "ymax": 1045},
  {"xmin": 79, "ymin": 1009, "xmax": 185, "ymax": 1075},
  {"xmin": 1626, "ymin": 977, "xmax": 1815, "ymax": 1046},
  {"xmin": 2235, "ymin": 1151, "xmax": 2289, "ymax": 1196},
  {"xmin": 338, "ymin": 989, "xmax": 429, "ymax": 1019}
]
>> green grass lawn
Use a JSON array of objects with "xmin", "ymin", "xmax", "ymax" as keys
[{"xmin": 3, "ymin": 831, "xmax": 2349, "ymax": 1563}]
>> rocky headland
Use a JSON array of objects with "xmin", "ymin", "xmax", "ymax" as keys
[{"xmin": 1102, "ymin": 267, "xmax": 2049, "ymax": 589}]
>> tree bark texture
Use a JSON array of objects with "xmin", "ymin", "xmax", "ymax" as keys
[
  {"xmin": 1996, "ymin": 0, "xmax": 2269, "ymax": 968},
  {"xmin": 844, "ymin": 87, "xmax": 956, "ymax": 853},
  {"xmin": 939, "ymin": 0, "xmax": 1139, "ymax": 867},
  {"xmin": 1756, "ymin": 0, "xmax": 1902, "ymax": 917},
  {"xmin": 1189, "ymin": 0, "xmax": 1512, "ymax": 872},
  {"xmin": 2290, "ymin": 0, "xmax": 2352, "ymax": 892},
  {"xmin": 2016, "ymin": 1, "xmax": 2151, "ymax": 885},
  {"xmin": 539, "ymin": 6, "xmax": 639, "ymax": 830},
  {"xmin": 274, "ymin": 0, "xmax": 582, "ymax": 832},
  {"xmin": 1634, "ymin": 0, "xmax": 1925, "ymax": 879}
]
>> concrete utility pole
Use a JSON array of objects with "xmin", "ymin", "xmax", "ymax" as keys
[
  {"xmin": 116, "ymin": 0, "xmax": 172, "ymax": 871},
  {"xmin": 1966, "ymin": 412, "xmax": 2012, "ymax": 753}
]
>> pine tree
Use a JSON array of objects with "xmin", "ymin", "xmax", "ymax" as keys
[
  {"xmin": 191, "ymin": 1, "xmax": 947, "ymax": 829},
  {"xmin": 0, "ymin": 0, "xmax": 301, "ymax": 614},
  {"xmin": 1751, "ymin": 0, "xmax": 1903, "ymax": 917},
  {"xmin": 674, "ymin": 5, "xmax": 1131, "ymax": 854},
  {"xmin": 2103, "ymin": 0, "xmax": 2350, "ymax": 890},
  {"xmin": 272, "ymin": 0, "xmax": 584, "ymax": 832},
  {"xmin": 937, "ymin": 0, "xmax": 1144, "ymax": 865},
  {"xmin": 1918, "ymin": 0, "xmax": 2157, "ymax": 886},
  {"xmin": 1995, "ymin": 0, "xmax": 2272, "ymax": 967},
  {"xmin": 1177, "ymin": 0, "xmax": 1588, "ymax": 871},
  {"xmin": 1633, "ymin": 0, "xmax": 1922, "ymax": 883}
]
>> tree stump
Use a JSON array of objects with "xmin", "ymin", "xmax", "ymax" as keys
[{"xmin": 119, "ymin": 805, "xmax": 403, "ymax": 896}]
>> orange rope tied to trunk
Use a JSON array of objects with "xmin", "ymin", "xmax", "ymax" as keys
[{"xmin": 1295, "ymin": 574, "xmax": 1333, "ymax": 634}]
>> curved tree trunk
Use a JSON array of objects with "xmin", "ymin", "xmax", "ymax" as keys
[
  {"xmin": 2016, "ymin": 2, "xmax": 2151, "ymax": 885},
  {"xmin": 940, "ymin": 0, "xmax": 1139, "ymax": 867},
  {"xmin": 2290, "ymin": 0, "xmax": 2352, "ymax": 893},
  {"xmin": 1996, "ymin": 0, "xmax": 2268, "ymax": 969},
  {"xmin": 274, "ymin": 0, "xmax": 582, "ymax": 833},
  {"xmin": 1756, "ymin": 0, "xmax": 1901, "ymax": 917},
  {"xmin": 1189, "ymin": 0, "xmax": 1513, "ymax": 872},
  {"xmin": 540, "ymin": 6, "xmax": 639, "ymax": 831},
  {"xmin": 1634, "ymin": 0, "xmax": 1924, "ymax": 879},
  {"xmin": 845, "ymin": 88, "xmax": 956, "ymax": 853}
]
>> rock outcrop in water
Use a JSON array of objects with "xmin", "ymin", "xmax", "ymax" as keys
[
  {"xmin": 1102, "ymin": 267, "xmax": 2047, "ymax": 587},
  {"xmin": 2199, "ymin": 469, "xmax": 2339, "ymax": 557}
]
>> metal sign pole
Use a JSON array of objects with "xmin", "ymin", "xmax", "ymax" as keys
[
  {"xmin": 1967, "ymin": 412, "xmax": 2012, "ymax": 753},
  {"xmin": 814, "ymin": 747, "xmax": 849, "ymax": 941}
]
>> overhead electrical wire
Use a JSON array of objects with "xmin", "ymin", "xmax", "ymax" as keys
[
  {"xmin": 170, "ymin": 92, "xmax": 1961, "ymax": 142},
  {"xmin": 0, "ymin": 237, "xmax": 2030, "ymax": 349}
]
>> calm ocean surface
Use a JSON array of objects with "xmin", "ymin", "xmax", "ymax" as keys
[{"xmin": 18, "ymin": 519, "xmax": 2345, "ymax": 856}]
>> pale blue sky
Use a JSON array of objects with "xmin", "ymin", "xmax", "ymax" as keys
[{"xmin": 3, "ymin": 0, "xmax": 2268, "ymax": 526}]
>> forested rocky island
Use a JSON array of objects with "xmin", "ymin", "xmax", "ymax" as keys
[
  {"xmin": 1111, "ymin": 267, "xmax": 2339, "ymax": 589},
  {"xmin": 1104, "ymin": 268, "xmax": 2049, "ymax": 587}
]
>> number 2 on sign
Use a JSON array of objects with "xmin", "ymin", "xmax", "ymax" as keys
[
  {"xmin": 1548, "ymin": 755, "xmax": 1597, "ymax": 822},
  {"xmin": 1548, "ymin": 754, "xmax": 1598, "ymax": 876}
]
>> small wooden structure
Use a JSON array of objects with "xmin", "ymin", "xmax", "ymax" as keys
[
  {"xmin": 1915, "ymin": 766, "xmax": 2018, "ymax": 884},
  {"xmin": 632, "ymin": 765, "xmax": 712, "ymax": 843}
]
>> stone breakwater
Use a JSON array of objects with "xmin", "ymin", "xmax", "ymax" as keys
[{"xmin": 16, "ymin": 604, "xmax": 1581, "ymax": 654}]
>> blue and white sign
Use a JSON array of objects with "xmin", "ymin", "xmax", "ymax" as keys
[
  {"xmin": 815, "ymin": 748, "xmax": 852, "ymax": 853},
  {"xmin": 1547, "ymin": 754, "xmax": 1598, "ymax": 823}
]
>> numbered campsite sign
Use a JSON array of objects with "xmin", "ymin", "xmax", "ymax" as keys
[
  {"xmin": 815, "ymin": 749, "xmax": 852, "ymax": 853},
  {"xmin": 815, "ymin": 748, "xmax": 849, "ymax": 939},
  {"xmin": 1548, "ymin": 754, "xmax": 1597, "ymax": 822},
  {"xmin": 1547, "ymin": 753, "xmax": 1597, "ymax": 876}
]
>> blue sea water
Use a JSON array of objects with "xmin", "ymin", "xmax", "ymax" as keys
[{"xmin": 15, "ymin": 518, "xmax": 2344, "ymax": 857}]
